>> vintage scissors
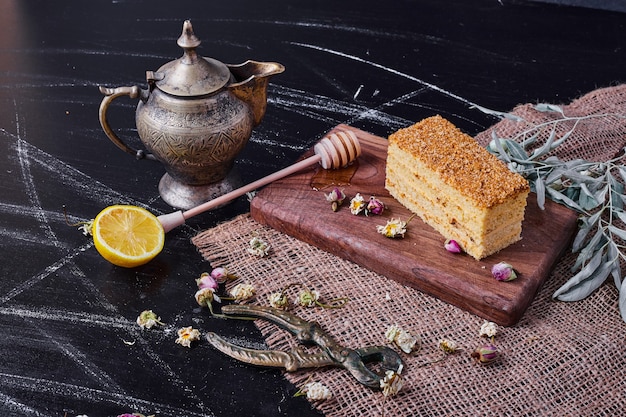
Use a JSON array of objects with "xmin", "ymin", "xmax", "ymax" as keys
[{"xmin": 206, "ymin": 304, "xmax": 403, "ymax": 389}]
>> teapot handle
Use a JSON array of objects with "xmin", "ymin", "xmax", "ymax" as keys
[{"xmin": 98, "ymin": 85, "xmax": 155, "ymax": 160}]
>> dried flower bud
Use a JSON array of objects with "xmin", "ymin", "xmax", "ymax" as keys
[
  {"xmin": 385, "ymin": 325, "xmax": 419, "ymax": 354},
  {"xmin": 380, "ymin": 366, "xmax": 403, "ymax": 397},
  {"xmin": 349, "ymin": 193, "xmax": 366, "ymax": 215},
  {"xmin": 195, "ymin": 288, "xmax": 217, "ymax": 307},
  {"xmin": 136, "ymin": 310, "xmax": 164, "ymax": 329},
  {"xmin": 471, "ymin": 344, "xmax": 498, "ymax": 364},
  {"xmin": 210, "ymin": 267, "xmax": 235, "ymax": 284},
  {"xmin": 230, "ymin": 283, "xmax": 256, "ymax": 302},
  {"xmin": 444, "ymin": 239, "xmax": 462, "ymax": 254},
  {"xmin": 248, "ymin": 237, "xmax": 271, "ymax": 257},
  {"xmin": 269, "ymin": 292, "xmax": 289, "ymax": 310},
  {"xmin": 304, "ymin": 381, "xmax": 332, "ymax": 401},
  {"xmin": 479, "ymin": 321, "xmax": 498, "ymax": 338},
  {"xmin": 438, "ymin": 339, "xmax": 459, "ymax": 354},
  {"xmin": 326, "ymin": 187, "xmax": 346, "ymax": 212},
  {"xmin": 196, "ymin": 272, "xmax": 219, "ymax": 291},
  {"xmin": 366, "ymin": 196, "xmax": 385, "ymax": 215},
  {"xmin": 377, "ymin": 218, "xmax": 408, "ymax": 238},
  {"xmin": 492, "ymin": 262, "xmax": 517, "ymax": 281},
  {"xmin": 175, "ymin": 326, "xmax": 201, "ymax": 348},
  {"xmin": 298, "ymin": 288, "xmax": 320, "ymax": 307}
]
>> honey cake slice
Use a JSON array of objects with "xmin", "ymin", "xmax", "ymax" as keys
[{"xmin": 385, "ymin": 115, "xmax": 530, "ymax": 260}]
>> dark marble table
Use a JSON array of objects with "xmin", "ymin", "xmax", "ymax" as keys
[{"xmin": 0, "ymin": 1, "xmax": 623, "ymax": 416}]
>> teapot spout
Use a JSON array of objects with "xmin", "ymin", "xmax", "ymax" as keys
[{"xmin": 228, "ymin": 60, "xmax": 285, "ymax": 125}]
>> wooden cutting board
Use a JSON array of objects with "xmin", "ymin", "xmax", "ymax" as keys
[{"xmin": 250, "ymin": 125, "xmax": 579, "ymax": 326}]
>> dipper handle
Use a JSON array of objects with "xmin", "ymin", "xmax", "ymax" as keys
[{"xmin": 157, "ymin": 130, "xmax": 361, "ymax": 232}]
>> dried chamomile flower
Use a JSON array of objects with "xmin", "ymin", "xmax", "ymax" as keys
[
  {"xmin": 248, "ymin": 236, "xmax": 271, "ymax": 257},
  {"xmin": 230, "ymin": 283, "xmax": 256, "ymax": 302},
  {"xmin": 269, "ymin": 292, "xmax": 290, "ymax": 310},
  {"xmin": 444, "ymin": 239, "xmax": 462, "ymax": 254},
  {"xmin": 304, "ymin": 381, "xmax": 332, "ymax": 401},
  {"xmin": 491, "ymin": 261, "xmax": 517, "ymax": 282},
  {"xmin": 385, "ymin": 325, "xmax": 419, "ymax": 354},
  {"xmin": 175, "ymin": 326, "xmax": 201, "ymax": 348},
  {"xmin": 380, "ymin": 365, "xmax": 404, "ymax": 397},
  {"xmin": 298, "ymin": 288, "xmax": 320, "ymax": 307},
  {"xmin": 136, "ymin": 310, "xmax": 164, "ymax": 329},
  {"xmin": 349, "ymin": 193, "xmax": 367, "ymax": 215},
  {"xmin": 326, "ymin": 187, "xmax": 346, "ymax": 212},
  {"xmin": 195, "ymin": 287, "xmax": 220, "ymax": 307},
  {"xmin": 471, "ymin": 344, "xmax": 498, "ymax": 364},
  {"xmin": 438, "ymin": 339, "xmax": 460, "ymax": 354},
  {"xmin": 78, "ymin": 220, "xmax": 94, "ymax": 236},
  {"xmin": 377, "ymin": 218, "xmax": 408, "ymax": 239},
  {"xmin": 479, "ymin": 321, "xmax": 498, "ymax": 339}
]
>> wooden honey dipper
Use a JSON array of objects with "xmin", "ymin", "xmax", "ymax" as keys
[{"xmin": 157, "ymin": 130, "xmax": 361, "ymax": 232}]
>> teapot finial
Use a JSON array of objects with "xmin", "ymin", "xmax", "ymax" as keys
[{"xmin": 178, "ymin": 20, "xmax": 201, "ymax": 63}]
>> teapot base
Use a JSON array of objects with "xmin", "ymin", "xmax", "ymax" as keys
[{"xmin": 158, "ymin": 171, "xmax": 243, "ymax": 210}]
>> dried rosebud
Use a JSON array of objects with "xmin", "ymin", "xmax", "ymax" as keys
[
  {"xmin": 269, "ymin": 292, "xmax": 289, "ymax": 310},
  {"xmin": 349, "ymin": 193, "xmax": 366, "ymax": 215},
  {"xmin": 298, "ymin": 288, "xmax": 320, "ymax": 307},
  {"xmin": 492, "ymin": 262, "xmax": 517, "ymax": 281},
  {"xmin": 210, "ymin": 267, "xmax": 235, "ymax": 284},
  {"xmin": 438, "ymin": 339, "xmax": 459, "ymax": 354},
  {"xmin": 376, "ymin": 218, "xmax": 407, "ymax": 238},
  {"xmin": 444, "ymin": 239, "xmax": 462, "ymax": 254},
  {"xmin": 380, "ymin": 366, "xmax": 404, "ymax": 396},
  {"xmin": 479, "ymin": 321, "xmax": 498, "ymax": 338},
  {"xmin": 366, "ymin": 196, "xmax": 385, "ymax": 215},
  {"xmin": 196, "ymin": 272, "xmax": 219, "ymax": 291},
  {"xmin": 248, "ymin": 237, "xmax": 271, "ymax": 257},
  {"xmin": 230, "ymin": 283, "xmax": 256, "ymax": 302},
  {"xmin": 304, "ymin": 381, "xmax": 332, "ymax": 401},
  {"xmin": 136, "ymin": 310, "xmax": 164, "ymax": 329},
  {"xmin": 175, "ymin": 326, "xmax": 201, "ymax": 348},
  {"xmin": 471, "ymin": 344, "xmax": 498, "ymax": 364},
  {"xmin": 326, "ymin": 187, "xmax": 346, "ymax": 212}
]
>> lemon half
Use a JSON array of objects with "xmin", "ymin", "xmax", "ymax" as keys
[{"xmin": 92, "ymin": 205, "xmax": 165, "ymax": 268}]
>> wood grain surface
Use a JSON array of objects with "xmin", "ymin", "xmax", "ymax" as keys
[{"xmin": 250, "ymin": 125, "xmax": 580, "ymax": 326}]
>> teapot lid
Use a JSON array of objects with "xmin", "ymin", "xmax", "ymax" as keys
[{"xmin": 150, "ymin": 20, "xmax": 231, "ymax": 97}]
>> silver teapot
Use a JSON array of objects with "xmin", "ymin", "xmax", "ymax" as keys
[{"xmin": 98, "ymin": 20, "xmax": 284, "ymax": 209}]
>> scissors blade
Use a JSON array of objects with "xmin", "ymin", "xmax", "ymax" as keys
[{"xmin": 206, "ymin": 332, "xmax": 334, "ymax": 371}]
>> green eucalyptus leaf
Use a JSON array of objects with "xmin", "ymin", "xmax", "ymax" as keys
[
  {"xmin": 572, "ymin": 227, "xmax": 605, "ymax": 271},
  {"xmin": 618, "ymin": 279, "xmax": 626, "ymax": 321},
  {"xmin": 615, "ymin": 210, "xmax": 626, "ymax": 225},
  {"xmin": 534, "ymin": 103, "xmax": 565, "ymax": 115},
  {"xmin": 546, "ymin": 186, "xmax": 583, "ymax": 212},
  {"xmin": 529, "ymin": 127, "xmax": 557, "ymax": 160},
  {"xmin": 534, "ymin": 176, "xmax": 546, "ymax": 210},
  {"xmin": 578, "ymin": 183, "xmax": 600, "ymax": 210},
  {"xmin": 607, "ymin": 240, "xmax": 622, "ymax": 289},
  {"xmin": 608, "ymin": 225, "xmax": 626, "ymax": 241},
  {"xmin": 572, "ymin": 221, "xmax": 593, "ymax": 252},
  {"xmin": 471, "ymin": 104, "xmax": 524, "ymax": 121},
  {"xmin": 554, "ymin": 259, "xmax": 613, "ymax": 302},
  {"xmin": 554, "ymin": 250, "xmax": 606, "ymax": 300},
  {"xmin": 610, "ymin": 176, "xmax": 624, "ymax": 211}
]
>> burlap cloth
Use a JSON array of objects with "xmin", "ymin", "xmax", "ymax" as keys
[{"xmin": 192, "ymin": 85, "xmax": 626, "ymax": 417}]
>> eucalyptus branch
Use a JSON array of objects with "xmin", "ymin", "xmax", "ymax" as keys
[{"xmin": 476, "ymin": 103, "xmax": 626, "ymax": 323}]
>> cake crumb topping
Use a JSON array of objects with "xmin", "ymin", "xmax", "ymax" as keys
[{"xmin": 388, "ymin": 115, "xmax": 529, "ymax": 207}]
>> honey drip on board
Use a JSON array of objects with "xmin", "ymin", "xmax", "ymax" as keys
[{"xmin": 310, "ymin": 160, "xmax": 359, "ymax": 190}]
